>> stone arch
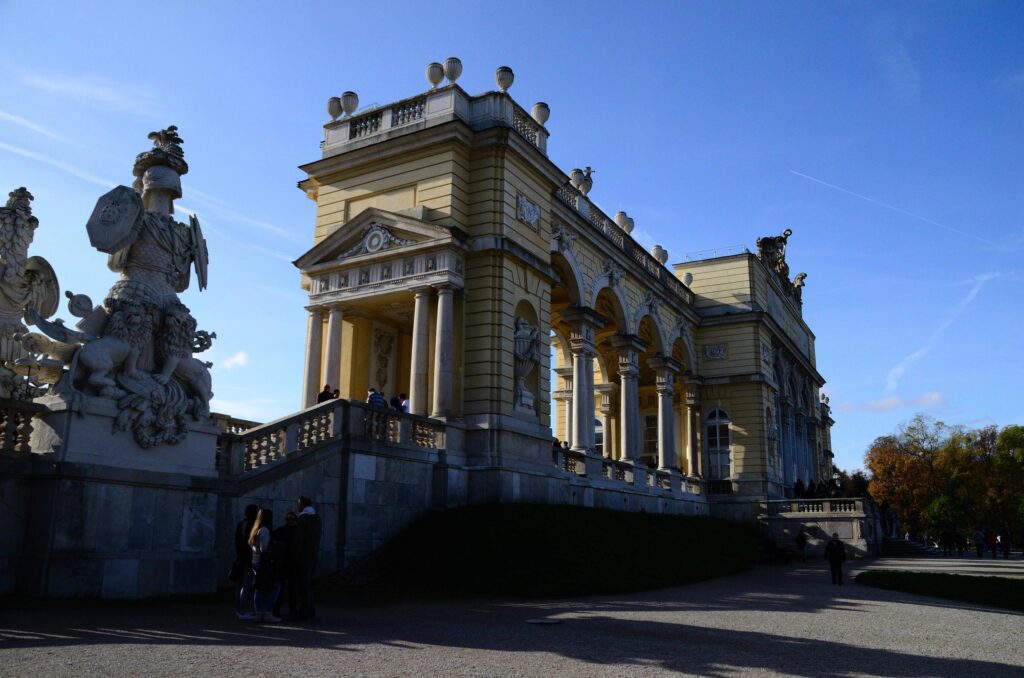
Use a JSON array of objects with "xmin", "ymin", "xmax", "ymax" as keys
[
  {"xmin": 550, "ymin": 250, "xmax": 584, "ymax": 308},
  {"xmin": 590, "ymin": 283, "xmax": 632, "ymax": 334},
  {"xmin": 666, "ymin": 321, "xmax": 698, "ymax": 373}
]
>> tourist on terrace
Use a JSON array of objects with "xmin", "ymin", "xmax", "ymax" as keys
[
  {"xmin": 367, "ymin": 387, "xmax": 388, "ymax": 409},
  {"xmin": 294, "ymin": 496, "xmax": 323, "ymax": 620},
  {"xmin": 249, "ymin": 508, "xmax": 282, "ymax": 623},
  {"xmin": 973, "ymin": 528, "xmax": 985, "ymax": 557},
  {"xmin": 824, "ymin": 532, "xmax": 846, "ymax": 585},
  {"xmin": 317, "ymin": 384, "xmax": 334, "ymax": 403},
  {"xmin": 400, "ymin": 393, "xmax": 409, "ymax": 412},
  {"xmin": 233, "ymin": 504, "xmax": 258, "ymax": 620}
]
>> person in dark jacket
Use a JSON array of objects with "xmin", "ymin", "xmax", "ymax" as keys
[
  {"xmin": 234, "ymin": 504, "xmax": 259, "ymax": 619},
  {"xmin": 317, "ymin": 385, "xmax": 333, "ymax": 403},
  {"xmin": 824, "ymin": 532, "xmax": 847, "ymax": 585},
  {"xmin": 272, "ymin": 511, "xmax": 298, "ymax": 618},
  {"xmin": 293, "ymin": 496, "xmax": 323, "ymax": 620}
]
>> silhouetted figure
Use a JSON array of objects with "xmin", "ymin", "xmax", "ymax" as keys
[
  {"xmin": 249, "ymin": 508, "xmax": 281, "ymax": 623},
  {"xmin": 795, "ymin": 529, "xmax": 808, "ymax": 563},
  {"xmin": 400, "ymin": 393, "xmax": 409, "ymax": 412},
  {"xmin": 999, "ymin": 528, "xmax": 1012, "ymax": 559},
  {"xmin": 317, "ymin": 385, "xmax": 333, "ymax": 403},
  {"xmin": 954, "ymin": 532, "xmax": 966, "ymax": 557},
  {"xmin": 986, "ymin": 529, "xmax": 998, "ymax": 560},
  {"xmin": 824, "ymin": 532, "xmax": 846, "ymax": 585},
  {"xmin": 272, "ymin": 511, "xmax": 298, "ymax": 618},
  {"xmin": 974, "ymin": 528, "xmax": 985, "ymax": 558},
  {"xmin": 233, "ymin": 504, "xmax": 259, "ymax": 619},
  {"xmin": 294, "ymin": 496, "xmax": 323, "ymax": 621},
  {"xmin": 332, "ymin": 389, "xmax": 339, "ymax": 399},
  {"xmin": 794, "ymin": 479, "xmax": 805, "ymax": 498}
]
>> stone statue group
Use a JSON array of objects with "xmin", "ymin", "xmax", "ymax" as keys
[{"xmin": 0, "ymin": 126, "xmax": 216, "ymax": 448}]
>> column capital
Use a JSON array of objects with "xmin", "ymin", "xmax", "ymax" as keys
[
  {"xmin": 560, "ymin": 305, "xmax": 607, "ymax": 331},
  {"xmin": 610, "ymin": 333, "xmax": 648, "ymax": 355},
  {"xmin": 304, "ymin": 305, "xmax": 326, "ymax": 316},
  {"xmin": 433, "ymin": 282, "xmax": 458, "ymax": 295},
  {"xmin": 594, "ymin": 382, "xmax": 618, "ymax": 412},
  {"xmin": 412, "ymin": 285, "xmax": 434, "ymax": 298},
  {"xmin": 648, "ymin": 355, "xmax": 682, "ymax": 374},
  {"xmin": 683, "ymin": 380, "xmax": 701, "ymax": 405},
  {"xmin": 554, "ymin": 366, "xmax": 575, "ymax": 378}
]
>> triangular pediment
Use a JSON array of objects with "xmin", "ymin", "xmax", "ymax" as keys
[{"xmin": 293, "ymin": 207, "xmax": 462, "ymax": 270}]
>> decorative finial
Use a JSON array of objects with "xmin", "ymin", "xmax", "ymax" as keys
[
  {"xmin": 341, "ymin": 91, "xmax": 359, "ymax": 116},
  {"xmin": 443, "ymin": 57, "xmax": 462, "ymax": 84},
  {"xmin": 614, "ymin": 211, "xmax": 628, "ymax": 228},
  {"xmin": 531, "ymin": 102, "xmax": 549, "ymax": 125},
  {"xmin": 495, "ymin": 66, "xmax": 514, "ymax": 92},
  {"xmin": 327, "ymin": 96, "xmax": 342, "ymax": 121},
  {"xmin": 682, "ymin": 272, "xmax": 694, "ymax": 286},
  {"xmin": 132, "ymin": 125, "xmax": 188, "ymax": 193},
  {"xmin": 426, "ymin": 62, "xmax": 444, "ymax": 88},
  {"xmin": 579, "ymin": 166, "xmax": 594, "ymax": 196}
]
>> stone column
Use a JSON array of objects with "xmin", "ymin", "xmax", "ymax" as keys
[
  {"xmin": 595, "ymin": 383, "xmax": 618, "ymax": 458},
  {"xmin": 684, "ymin": 380, "xmax": 701, "ymax": 476},
  {"xmin": 611, "ymin": 335, "xmax": 646, "ymax": 463},
  {"xmin": 322, "ymin": 305, "xmax": 344, "ymax": 392},
  {"xmin": 431, "ymin": 284, "xmax": 455, "ymax": 418},
  {"xmin": 301, "ymin": 307, "xmax": 325, "ymax": 408},
  {"xmin": 409, "ymin": 287, "xmax": 432, "ymax": 415},
  {"xmin": 562, "ymin": 308, "xmax": 604, "ymax": 453},
  {"xmin": 649, "ymin": 356, "xmax": 680, "ymax": 470},
  {"xmin": 554, "ymin": 367, "xmax": 574, "ymax": 446}
]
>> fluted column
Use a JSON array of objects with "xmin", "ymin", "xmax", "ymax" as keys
[
  {"xmin": 322, "ymin": 305, "xmax": 344, "ymax": 392},
  {"xmin": 595, "ymin": 383, "xmax": 618, "ymax": 458},
  {"xmin": 301, "ymin": 307, "xmax": 325, "ymax": 408},
  {"xmin": 554, "ymin": 367, "xmax": 574, "ymax": 447},
  {"xmin": 611, "ymin": 335, "xmax": 646, "ymax": 463},
  {"xmin": 649, "ymin": 356, "xmax": 680, "ymax": 470},
  {"xmin": 562, "ymin": 308, "xmax": 604, "ymax": 453},
  {"xmin": 431, "ymin": 284, "xmax": 455, "ymax": 418},
  {"xmin": 409, "ymin": 287, "xmax": 432, "ymax": 415}
]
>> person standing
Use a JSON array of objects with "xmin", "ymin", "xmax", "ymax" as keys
[
  {"xmin": 248, "ymin": 508, "xmax": 281, "ymax": 623},
  {"xmin": 985, "ymin": 529, "xmax": 998, "ymax": 560},
  {"xmin": 317, "ymin": 384, "xmax": 334, "ymax": 403},
  {"xmin": 973, "ymin": 528, "xmax": 985, "ymax": 558},
  {"xmin": 272, "ymin": 511, "xmax": 298, "ymax": 619},
  {"xmin": 824, "ymin": 532, "xmax": 846, "ymax": 585},
  {"xmin": 399, "ymin": 393, "xmax": 409, "ymax": 412},
  {"xmin": 233, "ymin": 504, "xmax": 258, "ymax": 620},
  {"xmin": 294, "ymin": 496, "xmax": 323, "ymax": 620},
  {"xmin": 795, "ymin": 528, "xmax": 809, "ymax": 563}
]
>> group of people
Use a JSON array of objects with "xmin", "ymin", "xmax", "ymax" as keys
[
  {"xmin": 316, "ymin": 384, "xmax": 410, "ymax": 414},
  {"xmin": 366, "ymin": 387, "xmax": 408, "ymax": 412},
  {"xmin": 793, "ymin": 478, "xmax": 845, "ymax": 499},
  {"xmin": 232, "ymin": 497, "xmax": 323, "ymax": 623}
]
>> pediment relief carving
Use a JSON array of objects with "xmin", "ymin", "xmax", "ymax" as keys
[{"xmin": 339, "ymin": 222, "xmax": 417, "ymax": 259}]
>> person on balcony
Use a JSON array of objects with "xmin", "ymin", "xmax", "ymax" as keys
[
  {"xmin": 367, "ymin": 387, "xmax": 387, "ymax": 409},
  {"xmin": 317, "ymin": 384, "xmax": 333, "ymax": 403}
]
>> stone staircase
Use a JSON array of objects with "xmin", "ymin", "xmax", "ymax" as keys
[{"xmin": 882, "ymin": 538, "xmax": 938, "ymax": 558}]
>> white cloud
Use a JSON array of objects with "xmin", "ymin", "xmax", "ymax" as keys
[
  {"xmin": 869, "ymin": 28, "xmax": 921, "ymax": 102},
  {"xmin": 21, "ymin": 71, "xmax": 156, "ymax": 115},
  {"xmin": 0, "ymin": 109, "xmax": 62, "ymax": 141},
  {"xmin": 209, "ymin": 397, "xmax": 282, "ymax": 422},
  {"xmin": 0, "ymin": 141, "xmax": 117, "ymax": 189},
  {"xmin": 885, "ymin": 273, "xmax": 997, "ymax": 391},
  {"xmin": 864, "ymin": 391, "xmax": 946, "ymax": 413},
  {"xmin": 220, "ymin": 351, "xmax": 249, "ymax": 369}
]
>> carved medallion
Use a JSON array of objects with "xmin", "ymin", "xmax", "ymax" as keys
[
  {"xmin": 517, "ymin": 194, "xmax": 540, "ymax": 230},
  {"xmin": 703, "ymin": 344, "xmax": 728, "ymax": 360}
]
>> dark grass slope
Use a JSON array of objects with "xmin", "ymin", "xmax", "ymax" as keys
[
  {"xmin": 855, "ymin": 570, "xmax": 1024, "ymax": 613},
  {"xmin": 363, "ymin": 504, "xmax": 765, "ymax": 598}
]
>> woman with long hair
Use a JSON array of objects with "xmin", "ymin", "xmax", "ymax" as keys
[{"xmin": 247, "ymin": 508, "xmax": 281, "ymax": 623}]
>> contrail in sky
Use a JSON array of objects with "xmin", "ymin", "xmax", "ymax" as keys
[{"xmin": 789, "ymin": 169, "xmax": 1000, "ymax": 247}]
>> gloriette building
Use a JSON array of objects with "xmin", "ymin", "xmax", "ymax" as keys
[{"xmin": 292, "ymin": 61, "xmax": 835, "ymax": 521}]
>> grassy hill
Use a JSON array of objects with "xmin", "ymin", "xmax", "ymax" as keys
[{"xmin": 360, "ymin": 504, "xmax": 765, "ymax": 598}]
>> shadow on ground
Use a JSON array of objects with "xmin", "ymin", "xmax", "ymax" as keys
[{"xmin": 1, "ymin": 564, "xmax": 1021, "ymax": 677}]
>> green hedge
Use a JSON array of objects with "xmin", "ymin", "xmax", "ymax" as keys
[
  {"xmin": 855, "ymin": 570, "xmax": 1024, "ymax": 612},
  {"xmin": 364, "ymin": 504, "xmax": 764, "ymax": 597}
]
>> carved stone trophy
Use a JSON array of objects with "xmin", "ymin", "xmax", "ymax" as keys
[{"xmin": 27, "ymin": 127, "xmax": 219, "ymax": 472}]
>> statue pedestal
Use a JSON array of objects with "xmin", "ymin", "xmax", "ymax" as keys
[
  {"xmin": 19, "ymin": 394, "xmax": 223, "ymax": 598},
  {"xmin": 31, "ymin": 394, "xmax": 219, "ymax": 477}
]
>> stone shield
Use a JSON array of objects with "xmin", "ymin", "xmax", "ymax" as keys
[{"xmin": 87, "ymin": 185, "xmax": 144, "ymax": 254}]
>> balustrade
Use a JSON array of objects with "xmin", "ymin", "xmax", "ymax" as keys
[
  {"xmin": 349, "ymin": 111, "xmax": 382, "ymax": 139},
  {"xmin": 764, "ymin": 498, "xmax": 865, "ymax": 515},
  {"xmin": 512, "ymin": 107, "xmax": 539, "ymax": 145},
  {"xmin": 0, "ymin": 400, "xmax": 38, "ymax": 454},
  {"xmin": 391, "ymin": 97, "xmax": 426, "ymax": 126}
]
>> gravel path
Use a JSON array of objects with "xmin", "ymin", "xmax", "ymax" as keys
[{"xmin": 1, "ymin": 561, "xmax": 1021, "ymax": 677}]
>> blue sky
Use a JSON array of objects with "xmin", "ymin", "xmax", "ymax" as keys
[{"xmin": 1, "ymin": 1, "xmax": 1021, "ymax": 471}]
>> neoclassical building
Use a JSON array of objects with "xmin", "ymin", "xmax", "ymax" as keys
[{"xmin": 293, "ymin": 66, "xmax": 834, "ymax": 513}]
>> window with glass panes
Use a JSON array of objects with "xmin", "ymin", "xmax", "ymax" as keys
[{"xmin": 705, "ymin": 408, "xmax": 731, "ymax": 480}]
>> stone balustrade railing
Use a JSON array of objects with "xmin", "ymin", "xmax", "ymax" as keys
[
  {"xmin": 553, "ymin": 444, "xmax": 701, "ymax": 498},
  {"xmin": 554, "ymin": 185, "xmax": 695, "ymax": 306},
  {"xmin": 0, "ymin": 398, "xmax": 42, "ymax": 454},
  {"xmin": 764, "ymin": 498, "xmax": 866, "ymax": 516},
  {"xmin": 217, "ymin": 399, "xmax": 446, "ymax": 476},
  {"xmin": 210, "ymin": 412, "xmax": 261, "ymax": 435},
  {"xmin": 323, "ymin": 86, "xmax": 549, "ymax": 156}
]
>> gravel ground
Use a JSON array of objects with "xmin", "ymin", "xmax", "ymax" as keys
[{"xmin": 1, "ymin": 560, "xmax": 1022, "ymax": 677}]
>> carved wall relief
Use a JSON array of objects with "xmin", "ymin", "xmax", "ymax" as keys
[
  {"xmin": 513, "ymin": 316, "xmax": 541, "ymax": 412},
  {"xmin": 703, "ymin": 344, "xmax": 728, "ymax": 360}
]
